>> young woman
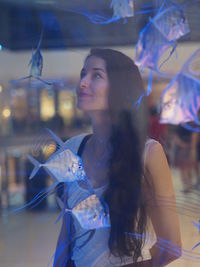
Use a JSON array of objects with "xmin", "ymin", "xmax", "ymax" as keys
[{"xmin": 54, "ymin": 48, "xmax": 182, "ymax": 267}]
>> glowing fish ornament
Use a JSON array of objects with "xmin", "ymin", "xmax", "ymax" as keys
[
  {"xmin": 192, "ymin": 218, "xmax": 200, "ymax": 250},
  {"xmin": 135, "ymin": 0, "xmax": 190, "ymax": 72},
  {"xmin": 110, "ymin": 0, "xmax": 134, "ymax": 19},
  {"xmin": 55, "ymin": 0, "xmax": 135, "ymax": 24},
  {"xmin": 29, "ymin": 42, "xmax": 43, "ymax": 77},
  {"xmin": 66, "ymin": 194, "xmax": 110, "ymax": 230},
  {"xmin": 28, "ymin": 148, "xmax": 86, "ymax": 183},
  {"xmin": 160, "ymin": 49, "xmax": 200, "ymax": 126},
  {"xmin": 10, "ymin": 131, "xmax": 94, "ymax": 214},
  {"xmin": 152, "ymin": 1, "xmax": 190, "ymax": 42},
  {"xmin": 13, "ymin": 29, "xmax": 51, "ymax": 85}
]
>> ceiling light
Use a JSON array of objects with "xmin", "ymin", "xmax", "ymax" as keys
[{"xmin": 2, "ymin": 108, "xmax": 11, "ymax": 118}]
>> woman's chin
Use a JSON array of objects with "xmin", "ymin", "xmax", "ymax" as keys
[{"xmin": 77, "ymin": 102, "xmax": 91, "ymax": 111}]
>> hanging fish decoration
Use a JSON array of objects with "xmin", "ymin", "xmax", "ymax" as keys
[
  {"xmin": 11, "ymin": 29, "xmax": 52, "ymax": 85},
  {"xmin": 55, "ymin": 0, "xmax": 135, "ymax": 25},
  {"xmin": 110, "ymin": 0, "xmax": 134, "ymax": 19},
  {"xmin": 152, "ymin": 0, "xmax": 190, "ymax": 42},
  {"xmin": 160, "ymin": 49, "xmax": 200, "ymax": 127},
  {"xmin": 28, "ymin": 129, "xmax": 100, "ymax": 194},
  {"xmin": 135, "ymin": 22, "xmax": 171, "ymax": 71},
  {"xmin": 192, "ymin": 218, "xmax": 200, "ymax": 250},
  {"xmin": 66, "ymin": 194, "xmax": 110, "ymax": 230},
  {"xmin": 28, "ymin": 129, "xmax": 101, "ymax": 192},
  {"xmin": 28, "ymin": 148, "xmax": 86, "ymax": 183},
  {"xmin": 135, "ymin": 0, "xmax": 190, "ymax": 72}
]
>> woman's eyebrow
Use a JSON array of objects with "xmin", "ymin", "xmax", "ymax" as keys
[{"xmin": 92, "ymin": 67, "xmax": 106, "ymax": 73}]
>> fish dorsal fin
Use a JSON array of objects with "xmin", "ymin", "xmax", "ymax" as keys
[{"xmin": 63, "ymin": 133, "xmax": 90, "ymax": 154}]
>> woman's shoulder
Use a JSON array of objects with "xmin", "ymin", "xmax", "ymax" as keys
[
  {"xmin": 144, "ymin": 137, "xmax": 161, "ymax": 155},
  {"xmin": 145, "ymin": 138, "xmax": 160, "ymax": 147},
  {"xmin": 144, "ymin": 138, "xmax": 171, "ymax": 186},
  {"xmin": 144, "ymin": 138, "xmax": 164, "ymax": 168},
  {"xmin": 63, "ymin": 132, "xmax": 90, "ymax": 153}
]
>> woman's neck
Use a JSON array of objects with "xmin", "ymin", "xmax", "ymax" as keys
[{"xmin": 89, "ymin": 111, "xmax": 111, "ymax": 147}]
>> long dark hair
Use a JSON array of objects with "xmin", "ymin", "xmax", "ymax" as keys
[{"xmin": 87, "ymin": 48, "xmax": 149, "ymax": 262}]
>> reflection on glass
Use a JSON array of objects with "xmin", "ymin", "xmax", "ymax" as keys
[
  {"xmin": 40, "ymin": 88, "xmax": 55, "ymax": 121},
  {"xmin": 58, "ymin": 90, "xmax": 74, "ymax": 125}
]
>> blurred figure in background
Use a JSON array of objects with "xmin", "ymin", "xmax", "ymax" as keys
[
  {"xmin": 190, "ymin": 132, "xmax": 200, "ymax": 190},
  {"xmin": 148, "ymin": 105, "xmax": 167, "ymax": 144},
  {"xmin": 47, "ymin": 111, "xmax": 64, "ymax": 133},
  {"xmin": 172, "ymin": 125, "xmax": 197, "ymax": 193}
]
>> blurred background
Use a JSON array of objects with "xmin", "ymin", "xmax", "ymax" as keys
[{"xmin": 0, "ymin": 0, "xmax": 200, "ymax": 266}]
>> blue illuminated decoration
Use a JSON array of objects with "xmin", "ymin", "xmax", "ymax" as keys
[
  {"xmin": 160, "ymin": 49, "xmax": 200, "ymax": 130},
  {"xmin": 135, "ymin": 0, "xmax": 190, "ymax": 72},
  {"xmin": 60, "ymin": 0, "xmax": 156, "ymax": 25},
  {"xmin": 192, "ymin": 218, "xmax": 200, "ymax": 250},
  {"xmin": 134, "ymin": 0, "xmax": 190, "ymax": 99},
  {"xmin": 10, "ymin": 29, "xmax": 52, "ymax": 86},
  {"xmin": 26, "ymin": 128, "xmax": 87, "ymax": 183},
  {"xmin": 111, "ymin": 0, "xmax": 134, "ymax": 19}
]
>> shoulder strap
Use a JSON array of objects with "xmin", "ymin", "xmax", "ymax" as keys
[{"xmin": 77, "ymin": 134, "xmax": 92, "ymax": 156}]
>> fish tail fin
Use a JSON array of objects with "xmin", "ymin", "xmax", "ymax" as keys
[
  {"xmin": 10, "ymin": 76, "xmax": 31, "ymax": 83},
  {"xmin": 27, "ymin": 154, "xmax": 41, "ymax": 179},
  {"xmin": 35, "ymin": 76, "xmax": 52, "ymax": 85}
]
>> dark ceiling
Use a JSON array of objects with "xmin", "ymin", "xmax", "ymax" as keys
[{"xmin": 0, "ymin": 0, "xmax": 199, "ymax": 51}]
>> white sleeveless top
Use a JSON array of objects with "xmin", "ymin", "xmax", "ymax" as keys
[{"xmin": 63, "ymin": 133, "xmax": 157, "ymax": 267}]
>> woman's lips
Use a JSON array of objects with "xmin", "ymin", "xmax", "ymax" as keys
[{"xmin": 78, "ymin": 92, "xmax": 92, "ymax": 98}]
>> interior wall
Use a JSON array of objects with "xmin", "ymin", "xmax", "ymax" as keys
[{"xmin": 0, "ymin": 42, "xmax": 199, "ymax": 82}]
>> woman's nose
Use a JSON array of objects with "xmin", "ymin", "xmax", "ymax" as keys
[{"xmin": 79, "ymin": 75, "xmax": 89, "ymax": 89}]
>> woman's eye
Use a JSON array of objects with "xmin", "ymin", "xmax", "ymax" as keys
[{"xmin": 93, "ymin": 73, "xmax": 102, "ymax": 79}]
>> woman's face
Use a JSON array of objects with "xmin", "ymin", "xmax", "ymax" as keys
[{"xmin": 76, "ymin": 56, "xmax": 110, "ymax": 112}]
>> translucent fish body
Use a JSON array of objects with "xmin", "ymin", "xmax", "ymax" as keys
[
  {"xmin": 152, "ymin": 2, "xmax": 190, "ymax": 42},
  {"xmin": 135, "ymin": 22, "xmax": 171, "ymax": 70},
  {"xmin": 160, "ymin": 49, "xmax": 200, "ymax": 125},
  {"xmin": 182, "ymin": 48, "xmax": 200, "ymax": 82},
  {"xmin": 29, "ymin": 50, "xmax": 43, "ymax": 77},
  {"xmin": 68, "ymin": 194, "xmax": 110, "ymax": 230},
  {"xmin": 42, "ymin": 149, "xmax": 86, "ymax": 182},
  {"xmin": 110, "ymin": 0, "xmax": 134, "ymax": 18}
]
